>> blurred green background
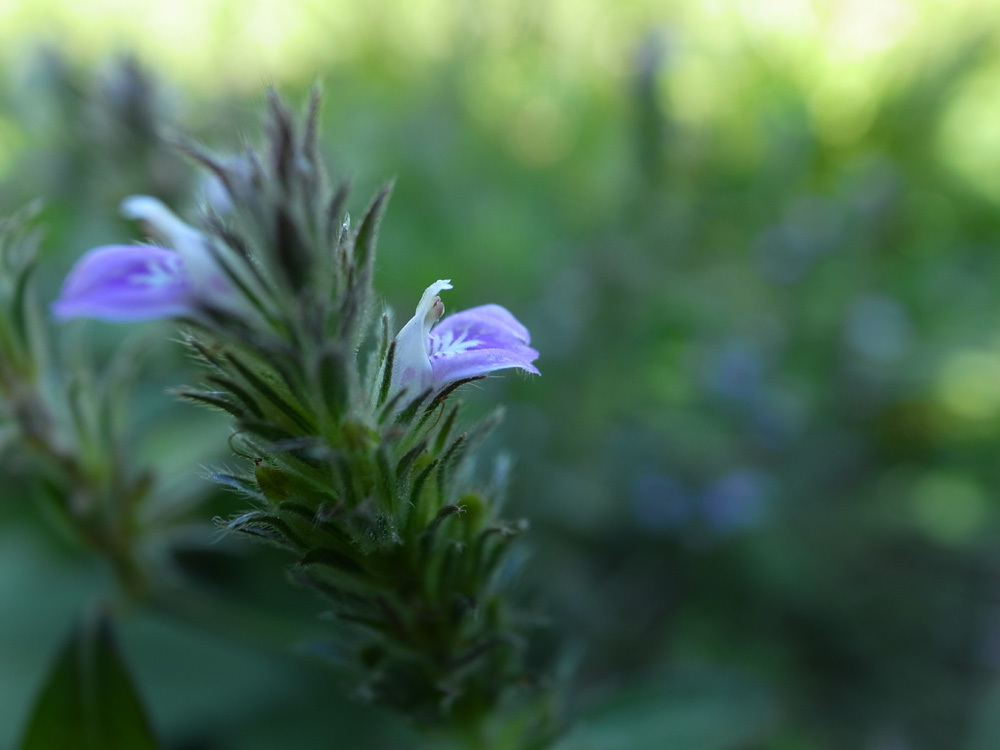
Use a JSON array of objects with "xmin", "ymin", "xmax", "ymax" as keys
[{"xmin": 4, "ymin": 0, "xmax": 1000, "ymax": 747}]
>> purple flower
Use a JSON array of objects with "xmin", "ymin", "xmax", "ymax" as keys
[
  {"xmin": 51, "ymin": 244, "xmax": 193, "ymax": 321},
  {"xmin": 390, "ymin": 280, "xmax": 539, "ymax": 396},
  {"xmin": 52, "ymin": 196, "xmax": 235, "ymax": 322}
]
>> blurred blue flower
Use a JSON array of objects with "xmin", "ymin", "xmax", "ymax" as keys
[
  {"xmin": 705, "ymin": 339, "xmax": 766, "ymax": 403},
  {"xmin": 391, "ymin": 280, "xmax": 540, "ymax": 396},
  {"xmin": 756, "ymin": 195, "xmax": 845, "ymax": 285},
  {"xmin": 631, "ymin": 472, "xmax": 693, "ymax": 531},
  {"xmin": 700, "ymin": 469, "xmax": 771, "ymax": 535},
  {"xmin": 844, "ymin": 294, "xmax": 912, "ymax": 365}
]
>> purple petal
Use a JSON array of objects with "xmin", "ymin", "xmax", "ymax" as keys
[
  {"xmin": 52, "ymin": 244, "xmax": 194, "ymax": 322},
  {"xmin": 428, "ymin": 304, "xmax": 540, "ymax": 385},
  {"xmin": 432, "ymin": 304, "xmax": 532, "ymax": 345}
]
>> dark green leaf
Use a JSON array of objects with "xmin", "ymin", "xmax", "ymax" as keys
[
  {"xmin": 297, "ymin": 547, "xmax": 367, "ymax": 577},
  {"xmin": 173, "ymin": 389, "xmax": 250, "ymax": 420},
  {"xmin": 434, "ymin": 404, "xmax": 460, "ymax": 455},
  {"xmin": 224, "ymin": 510, "xmax": 306, "ymax": 550},
  {"xmin": 19, "ymin": 611, "xmax": 158, "ymax": 750},
  {"xmin": 225, "ymin": 352, "xmax": 314, "ymax": 433},
  {"xmin": 395, "ymin": 440, "xmax": 427, "ymax": 488},
  {"xmin": 375, "ymin": 445, "xmax": 396, "ymax": 514},
  {"xmin": 205, "ymin": 375, "xmax": 265, "ymax": 418},
  {"xmin": 376, "ymin": 339, "xmax": 396, "ymax": 409},
  {"xmin": 393, "ymin": 388, "xmax": 433, "ymax": 428},
  {"xmin": 317, "ymin": 344, "xmax": 350, "ymax": 419},
  {"xmin": 553, "ymin": 668, "xmax": 777, "ymax": 750}
]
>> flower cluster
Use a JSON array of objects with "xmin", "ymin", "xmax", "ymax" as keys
[{"xmin": 54, "ymin": 203, "xmax": 539, "ymax": 393}]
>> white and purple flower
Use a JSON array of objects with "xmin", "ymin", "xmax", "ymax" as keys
[
  {"xmin": 390, "ymin": 279, "xmax": 539, "ymax": 396},
  {"xmin": 52, "ymin": 196, "xmax": 234, "ymax": 322}
]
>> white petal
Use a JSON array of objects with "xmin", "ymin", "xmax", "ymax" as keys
[
  {"xmin": 120, "ymin": 196, "xmax": 219, "ymax": 286},
  {"xmin": 121, "ymin": 196, "xmax": 201, "ymax": 256},
  {"xmin": 414, "ymin": 279, "xmax": 452, "ymax": 324},
  {"xmin": 390, "ymin": 279, "xmax": 453, "ymax": 396}
]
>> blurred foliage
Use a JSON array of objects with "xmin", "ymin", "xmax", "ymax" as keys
[{"xmin": 4, "ymin": 1, "xmax": 1000, "ymax": 748}]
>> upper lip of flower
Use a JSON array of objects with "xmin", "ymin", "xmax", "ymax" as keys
[{"xmin": 120, "ymin": 195, "xmax": 219, "ymax": 291}]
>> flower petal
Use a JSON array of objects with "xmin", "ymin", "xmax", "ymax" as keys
[
  {"xmin": 51, "ymin": 244, "xmax": 194, "ymax": 322},
  {"xmin": 432, "ymin": 304, "xmax": 532, "ymax": 347},
  {"xmin": 390, "ymin": 279, "xmax": 453, "ymax": 394},
  {"xmin": 389, "ymin": 283, "xmax": 539, "ymax": 400},
  {"xmin": 120, "ymin": 195, "xmax": 227, "ymax": 298},
  {"xmin": 120, "ymin": 195, "xmax": 204, "ymax": 261},
  {"xmin": 429, "ymin": 304, "xmax": 540, "ymax": 385}
]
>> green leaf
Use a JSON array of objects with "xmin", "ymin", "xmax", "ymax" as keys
[
  {"xmin": 224, "ymin": 352, "xmax": 314, "ymax": 433},
  {"xmin": 19, "ymin": 611, "xmax": 159, "ymax": 750},
  {"xmin": 174, "ymin": 389, "xmax": 252, "ymax": 421},
  {"xmin": 395, "ymin": 439, "xmax": 427, "ymax": 489},
  {"xmin": 205, "ymin": 375, "xmax": 266, "ymax": 418},
  {"xmin": 255, "ymin": 464, "xmax": 302, "ymax": 505},
  {"xmin": 224, "ymin": 510, "xmax": 306, "ymax": 550},
  {"xmin": 316, "ymin": 344, "xmax": 350, "ymax": 420}
]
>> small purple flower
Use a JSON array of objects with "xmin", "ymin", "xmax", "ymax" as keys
[
  {"xmin": 390, "ymin": 280, "xmax": 539, "ymax": 396},
  {"xmin": 51, "ymin": 244, "xmax": 193, "ymax": 321},
  {"xmin": 52, "ymin": 196, "xmax": 234, "ymax": 322}
]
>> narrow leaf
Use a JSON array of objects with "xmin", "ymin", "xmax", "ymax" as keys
[
  {"xmin": 174, "ymin": 389, "xmax": 249, "ymax": 420},
  {"xmin": 353, "ymin": 182, "xmax": 393, "ymax": 273},
  {"xmin": 225, "ymin": 352, "xmax": 313, "ymax": 433},
  {"xmin": 317, "ymin": 344, "xmax": 350, "ymax": 419},
  {"xmin": 376, "ymin": 339, "xmax": 396, "ymax": 409}
]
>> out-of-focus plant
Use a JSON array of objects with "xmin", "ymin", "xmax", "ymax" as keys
[
  {"xmin": 0, "ymin": 206, "xmax": 163, "ymax": 596},
  {"xmin": 15, "ymin": 92, "xmax": 559, "ymax": 749}
]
